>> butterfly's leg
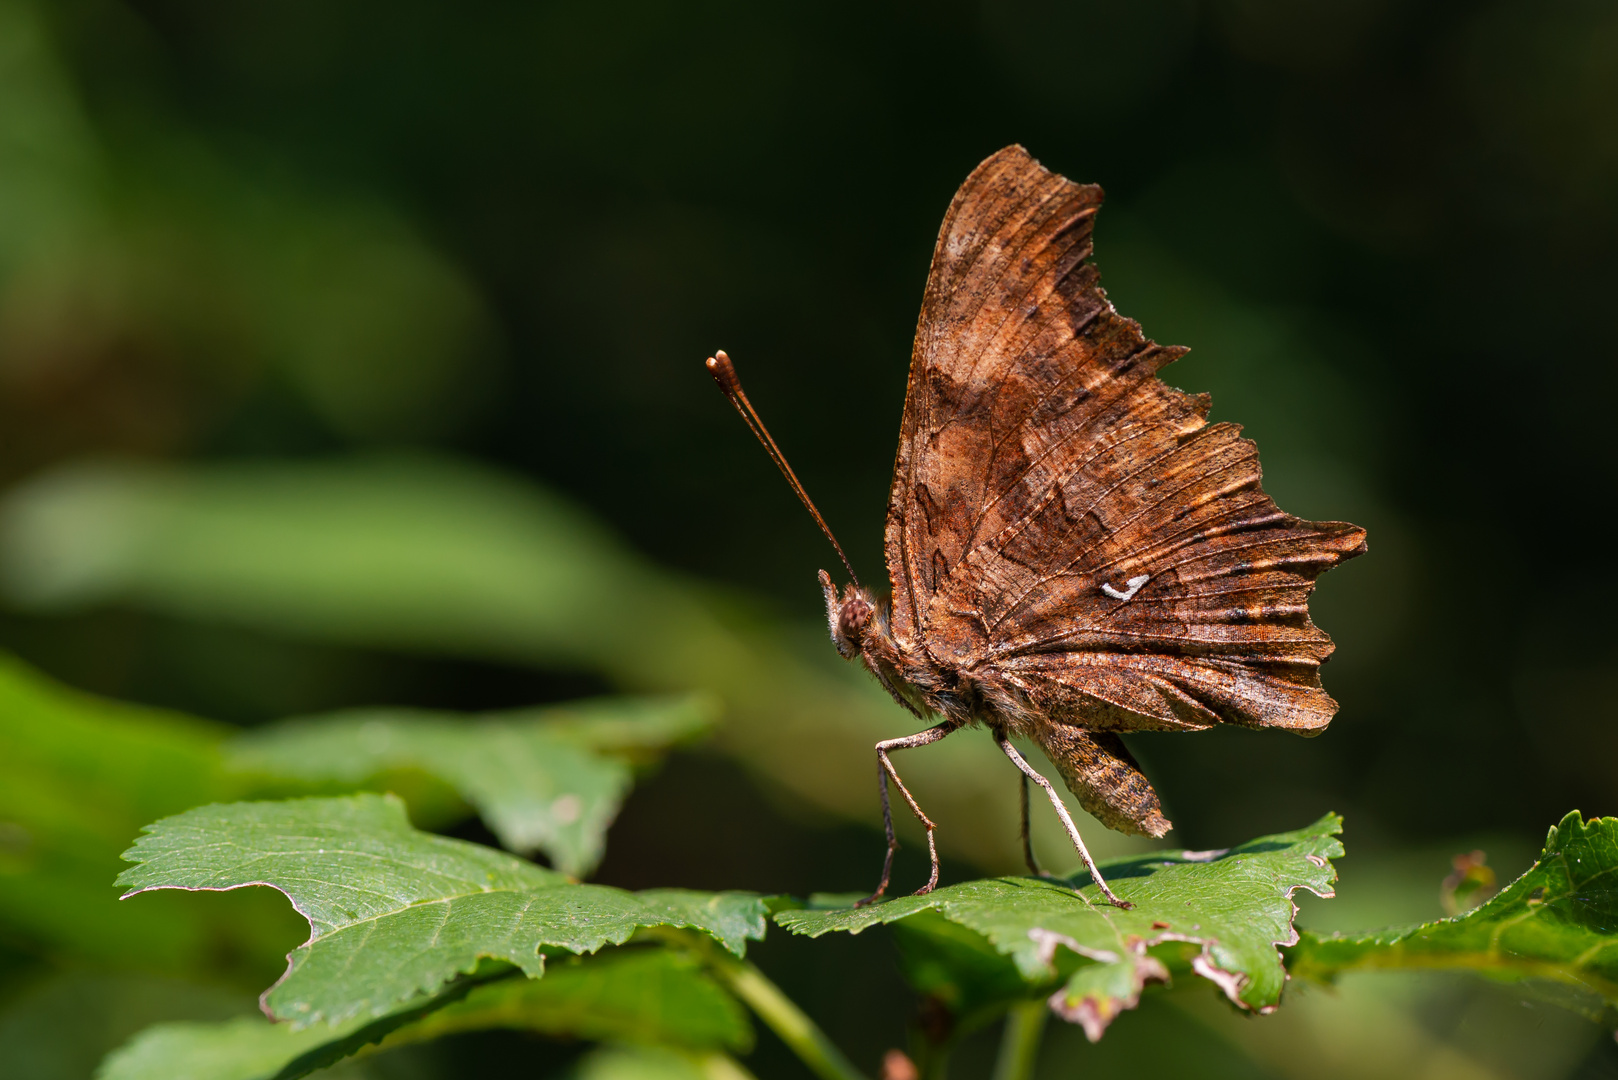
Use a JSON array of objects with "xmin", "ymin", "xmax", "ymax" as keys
[
  {"xmin": 996, "ymin": 733, "xmax": 1131, "ymax": 909},
  {"xmin": 1018, "ymin": 774, "xmax": 1058, "ymax": 881},
  {"xmin": 863, "ymin": 760, "xmax": 899, "ymax": 906},
  {"xmin": 856, "ymin": 721, "xmax": 957, "ymax": 906}
]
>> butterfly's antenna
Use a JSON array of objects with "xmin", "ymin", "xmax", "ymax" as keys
[{"xmin": 706, "ymin": 350, "xmax": 862, "ymax": 589}]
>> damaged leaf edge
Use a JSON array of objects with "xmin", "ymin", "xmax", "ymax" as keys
[
  {"xmin": 118, "ymin": 870, "xmax": 565, "ymax": 1026},
  {"xmin": 115, "ymin": 797, "xmax": 768, "ymax": 1027},
  {"xmin": 1047, "ymin": 948, "xmax": 1171, "ymax": 1042},
  {"xmin": 1289, "ymin": 811, "xmax": 1617, "ymax": 991},
  {"xmin": 774, "ymin": 816, "xmax": 1344, "ymax": 1026},
  {"xmin": 1024, "ymin": 843, "xmax": 1342, "ymax": 1015}
]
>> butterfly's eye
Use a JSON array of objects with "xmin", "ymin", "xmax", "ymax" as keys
[{"xmin": 838, "ymin": 597, "xmax": 873, "ymax": 642}]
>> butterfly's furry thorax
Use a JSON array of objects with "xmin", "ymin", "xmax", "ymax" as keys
[
  {"xmin": 819, "ymin": 569, "xmax": 1039, "ymax": 737},
  {"xmin": 822, "ymin": 561, "xmax": 1175, "ymax": 841},
  {"xmin": 817, "ymin": 562, "xmax": 1186, "ymax": 843}
]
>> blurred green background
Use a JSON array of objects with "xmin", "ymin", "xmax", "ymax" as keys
[{"xmin": 1, "ymin": 0, "xmax": 1615, "ymax": 1076}]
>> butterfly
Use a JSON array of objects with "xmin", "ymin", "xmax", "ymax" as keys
[{"xmin": 707, "ymin": 145, "xmax": 1366, "ymax": 908}]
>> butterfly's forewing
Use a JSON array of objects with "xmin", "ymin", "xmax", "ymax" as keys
[
  {"xmin": 884, "ymin": 147, "xmax": 1365, "ymax": 831},
  {"xmin": 886, "ymin": 146, "xmax": 1207, "ymax": 647}
]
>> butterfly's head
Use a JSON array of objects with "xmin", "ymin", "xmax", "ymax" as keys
[{"xmin": 819, "ymin": 569, "xmax": 876, "ymax": 660}]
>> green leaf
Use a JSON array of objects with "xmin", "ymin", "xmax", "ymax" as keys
[
  {"xmin": 96, "ymin": 1016, "xmax": 337, "ymax": 1080},
  {"xmin": 887, "ymin": 911, "xmax": 1032, "ymax": 1027},
  {"xmin": 228, "ymin": 696, "xmax": 715, "ymax": 876},
  {"xmin": 116, "ymin": 794, "xmax": 769, "ymax": 1027},
  {"xmin": 889, "ymin": 911, "xmax": 1163, "ymax": 1045},
  {"xmin": 1047, "ymin": 952, "xmax": 1168, "ymax": 1043},
  {"xmin": 776, "ymin": 814, "xmax": 1342, "ymax": 1038},
  {"xmin": 536, "ymin": 697, "xmax": 720, "ymax": 759},
  {"xmin": 0, "ymin": 457, "xmax": 688, "ymax": 675},
  {"xmin": 568, "ymin": 1044, "xmax": 756, "ymax": 1080},
  {"xmin": 628, "ymin": 892, "xmax": 774, "ymax": 961},
  {"xmin": 0, "ymin": 970, "xmax": 251, "ymax": 1080},
  {"xmin": 98, "ymin": 949, "xmax": 752, "ymax": 1080},
  {"xmin": 1288, "ymin": 810, "xmax": 1618, "ymax": 1021},
  {"xmin": 0, "ymin": 652, "xmax": 302, "ymax": 977},
  {"xmin": 405, "ymin": 948, "xmax": 752, "ymax": 1051}
]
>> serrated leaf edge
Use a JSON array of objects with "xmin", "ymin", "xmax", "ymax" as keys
[
  {"xmin": 116, "ymin": 795, "xmax": 768, "ymax": 1027},
  {"xmin": 1292, "ymin": 810, "xmax": 1618, "ymax": 1001},
  {"xmin": 776, "ymin": 814, "xmax": 1343, "ymax": 1015}
]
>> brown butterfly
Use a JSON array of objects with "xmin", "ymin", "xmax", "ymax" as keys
[{"xmin": 707, "ymin": 145, "xmax": 1366, "ymax": 908}]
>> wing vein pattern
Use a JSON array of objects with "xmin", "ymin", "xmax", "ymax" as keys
[{"xmin": 880, "ymin": 146, "xmax": 1366, "ymax": 837}]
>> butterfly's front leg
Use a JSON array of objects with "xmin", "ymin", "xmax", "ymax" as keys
[
  {"xmin": 996, "ymin": 733, "xmax": 1132, "ymax": 909},
  {"xmin": 855, "ymin": 721, "xmax": 959, "ymax": 907}
]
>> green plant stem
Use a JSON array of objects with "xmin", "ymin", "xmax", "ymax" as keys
[
  {"xmin": 663, "ymin": 929, "xmax": 869, "ymax": 1080},
  {"xmin": 714, "ymin": 955, "xmax": 870, "ymax": 1080},
  {"xmin": 917, "ymin": 1042, "xmax": 949, "ymax": 1080},
  {"xmin": 990, "ymin": 1000, "xmax": 1048, "ymax": 1080}
]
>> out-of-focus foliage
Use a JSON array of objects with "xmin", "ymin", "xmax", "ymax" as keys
[
  {"xmin": 0, "ymin": 457, "xmax": 677, "ymax": 673},
  {"xmin": 0, "ymin": 973, "xmax": 253, "ymax": 1080},
  {"xmin": 0, "ymin": 0, "xmax": 495, "ymax": 461},
  {"xmin": 566, "ymin": 1044, "xmax": 757, "ymax": 1080},
  {"xmin": 231, "ymin": 696, "xmax": 715, "ymax": 875},
  {"xmin": 390, "ymin": 950, "xmax": 753, "ymax": 1054},
  {"xmin": 0, "ymin": 651, "xmax": 296, "ymax": 977},
  {"xmin": 99, "ymin": 950, "xmax": 753, "ymax": 1080}
]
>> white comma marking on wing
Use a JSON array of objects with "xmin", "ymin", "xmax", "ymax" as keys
[{"xmin": 1100, "ymin": 574, "xmax": 1150, "ymax": 602}]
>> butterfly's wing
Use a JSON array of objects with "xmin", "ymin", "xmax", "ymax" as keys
[{"xmin": 884, "ymin": 146, "xmax": 1364, "ymax": 832}]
